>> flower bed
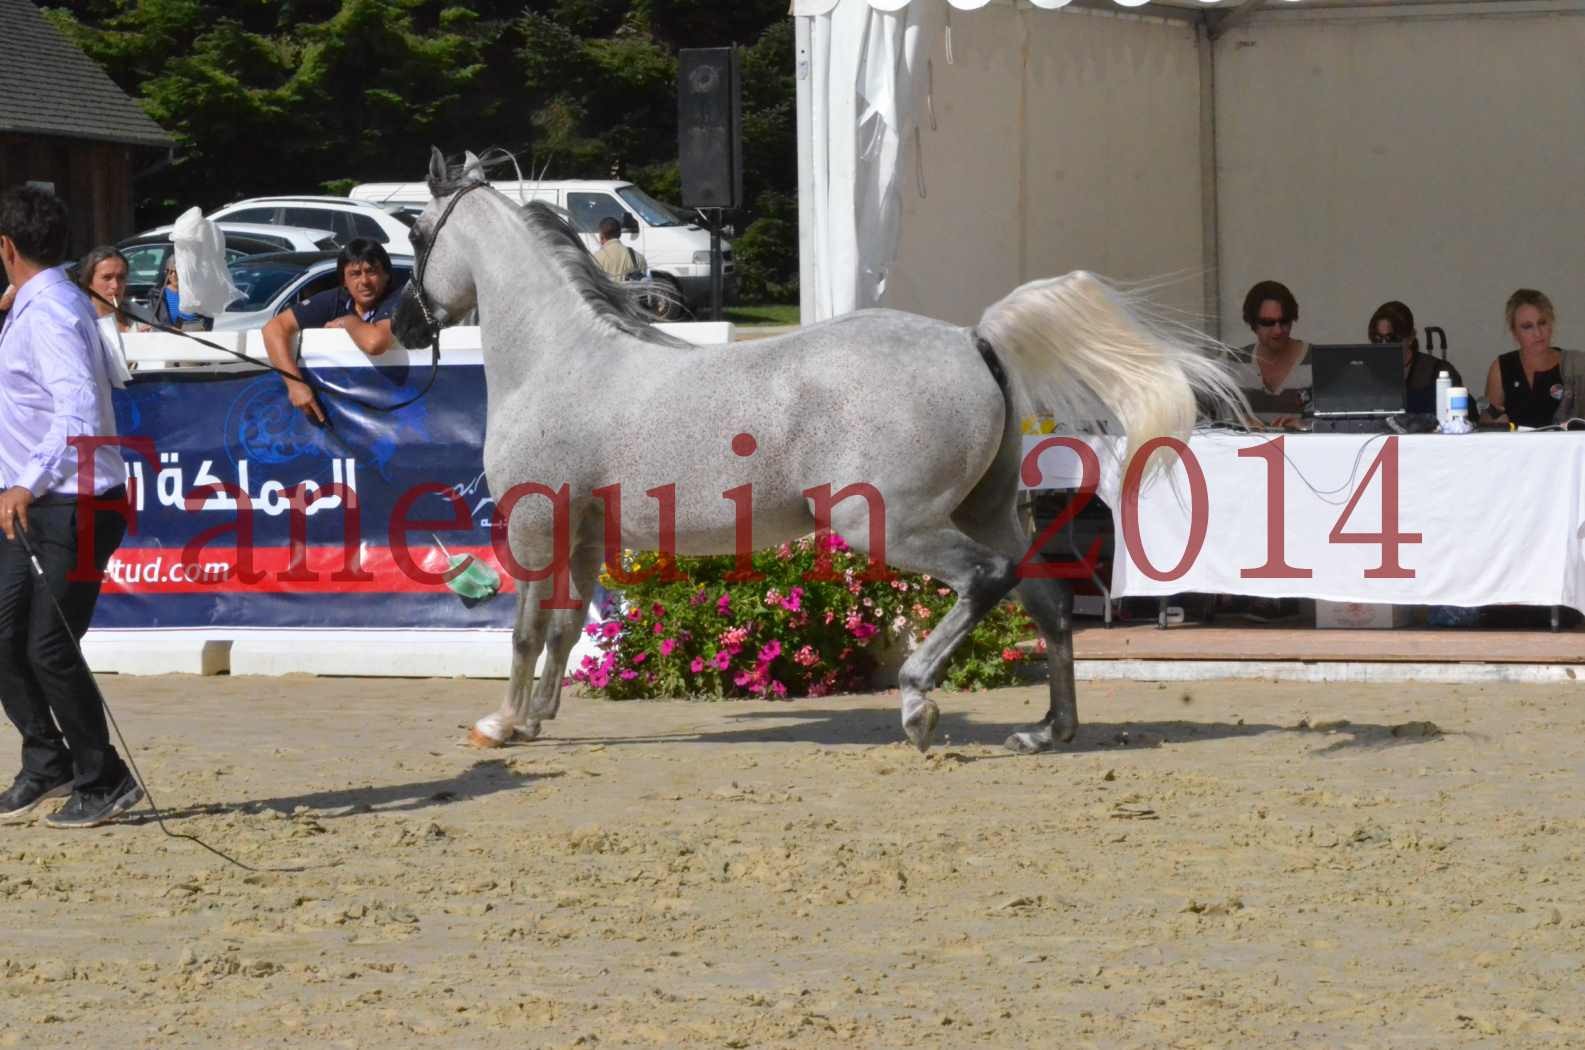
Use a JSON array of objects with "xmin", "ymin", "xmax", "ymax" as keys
[{"xmin": 570, "ymin": 535, "xmax": 1041, "ymax": 699}]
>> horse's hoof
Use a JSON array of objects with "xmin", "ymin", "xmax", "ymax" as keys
[
  {"xmin": 467, "ymin": 726, "xmax": 507, "ymax": 749},
  {"xmin": 902, "ymin": 699, "xmax": 939, "ymax": 753},
  {"xmin": 511, "ymin": 721, "xmax": 542, "ymax": 742},
  {"xmin": 1005, "ymin": 728, "xmax": 1055, "ymax": 754}
]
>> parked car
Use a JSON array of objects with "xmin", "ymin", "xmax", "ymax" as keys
[
  {"xmin": 209, "ymin": 195, "xmax": 414, "ymax": 255},
  {"xmin": 212, "ymin": 251, "xmax": 414, "ymax": 333},
  {"xmin": 115, "ymin": 223, "xmax": 340, "ymax": 303},
  {"xmin": 350, "ymin": 179, "xmax": 734, "ymax": 318}
]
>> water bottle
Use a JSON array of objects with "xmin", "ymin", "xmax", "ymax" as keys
[
  {"xmin": 1445, "ymin": 386, "xmax": 1470, "ymax": 431},
  {"xmin": 1435, "ymin": 370, "xmax": 1451, "ymax": 425}
]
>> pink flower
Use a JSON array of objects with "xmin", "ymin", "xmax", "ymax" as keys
[
  {"xmin": 651, "ymin": 602, "xmax": 666, "ymax": 619},
  {"xmin": 912, "ymin": 603, "xmax": 932, "ymax": 620},
  {"xmin": 794, "ymin": 644, "xmax": 818, "ymax": 667},
  {"xmin": 937, "ymin": 587, "xmax": 952, "ymax": 597},
  {"xmin": 716, "ymin": 593, "xmax": 732, "ymax": 614},
  {"xmin": 600, "ymin": 621, "xmax": 621, "ymax": 640},
  {"xmin": 690, "ymin": 589, "xmax": 709, "ymax": 606},
  {"xmin": 583, "ymin": 623, "xmax": 601, "ymax": 637},
  {"xmin": 660, "ymin": 638, "xmax": 677, "ymax": 656},
  {"xmin": 821, "ymin": 532, "xmax": 850, "ymax": 553},
  {"xmin": 807, "ymin": 683, "xmax": 828, "ymax": 698},
  {"xmin": 626, "ymin": 606, "xmax": 643, "ymax": 622},
  {"xmin": 653, "ymin": 622, "xmax": 666, "ymax": 635},
  {"xmin": 689, "ymin": 657, "xmax": 705, "ymax": 673},
  {"xmin": 758, "ymin": 639, "xmax": 782, "ymax": 663},
  {"xmin": 720, "ymin": 626, "xmax": 749, "ymax": 647},
  {"xmin": 776, "ymin": 543, "xmax": 794, "ymax": 560},
  {"xmin": 619, "ymin": 669, "xmax": 638, "ymax": 680},
  {"xmin": 1001, "ymin": 647, "xmax": 1022, "ymax": 662},
  {"xmin": 633, "ymin": 651, "xmax": 648, "ymax": 665},
  {"xmin": 713, "ymin": 650, "xmax": 732, "ymax": 670},
  {"xmin": 589, "ymin": 670, "xmax": 610, "ymax": 688},
  {"xmin": 850, "ymin": 621, "xmax": 879, "ymax": 641},
  {"xmin": 823, "ymin": 610, "xmax": 836, "ymax": 624},
  {"xmin": 763, "ymin": 587, "xmax": 782, "ymax": 607},
  {"xmin": 770, "ymin": 680, "xmax": 787, "ymax": 698},
  {"xmin": 780, "ymin": 586, "xmax": 803, "ymax": 612}
]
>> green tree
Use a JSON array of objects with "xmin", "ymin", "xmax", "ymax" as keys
[{"xmin": 43, "ymin": 0, "xmax": 800, "ymax": 300}]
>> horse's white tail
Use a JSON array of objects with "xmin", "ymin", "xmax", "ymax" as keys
[{"xmin": 976, "ymin": 271, "xmax": 1247, "ymax": 470}]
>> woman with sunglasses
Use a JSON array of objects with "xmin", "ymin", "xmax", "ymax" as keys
[
  {"xmin": 1367, "ymin": 300, "xmax": 1472, "ymax": 419},
  {"xmin": 1233, "ymin": 280, "xmax": 1310, "ymax": 427}
]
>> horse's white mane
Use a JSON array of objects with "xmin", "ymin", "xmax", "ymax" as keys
[{"xmin": 432, "ymin": 155, "xmax": 688, "ymax": 350}]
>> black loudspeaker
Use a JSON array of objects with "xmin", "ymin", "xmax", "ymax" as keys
[{"xmin": 678, "ymin": 47, "xmax": 742, "ymax": 209}]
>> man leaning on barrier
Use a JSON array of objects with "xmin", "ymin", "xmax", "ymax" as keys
[
  {"xmin": 0, "ymin": 184, "xmax": 143, "ymax": 828},
  {"xmin": 264, "ymin": 238, "xmax": 402, "ymax": 426}
]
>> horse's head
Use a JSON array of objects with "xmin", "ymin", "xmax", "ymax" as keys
[{"xmin": 393, "ymin": 147, "xmax": 485, "ymax": 348}]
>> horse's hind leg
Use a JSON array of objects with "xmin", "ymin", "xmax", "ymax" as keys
[
  {"xmin": 1004, "ymin": 576, "xmax": 1078, "ymax": 754},
  {"xmin": 864, "ymin": 525, "xmax": 1020, "ymax": 751},
  {"xmin": 954, "ymin": 502, "xmax": 1079, "ymax": 754}
]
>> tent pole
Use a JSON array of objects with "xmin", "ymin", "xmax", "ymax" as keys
[
  {"xmin": 1196, "ymin": 18, "xmax": 1222, "ymax": 340},
  {"xmin": 795, "ymin": 14, "xmax": 817, "ymax": 325}
]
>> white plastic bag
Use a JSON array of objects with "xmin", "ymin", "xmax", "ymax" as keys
[{"xmin": 170, "ymin": 206, "xmax": 239, "ymax": 316}]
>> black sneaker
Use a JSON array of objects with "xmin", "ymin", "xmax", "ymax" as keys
[
  {"xmin": 44, "ymin": 774, "xmax": 144, "ymax": 829},
  {"xmin": 0, "ymin": 774, "xmax": 74, "ymax": 823}
]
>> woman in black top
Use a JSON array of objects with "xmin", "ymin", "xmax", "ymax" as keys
[{"xmin": 1484, "ymin": 289, "xmax": 1565, "ymax": 428}]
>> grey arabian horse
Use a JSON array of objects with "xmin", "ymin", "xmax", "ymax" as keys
[{"xmin": 393, "ymin": 149, "xmax": 1241, "ymax": 754}]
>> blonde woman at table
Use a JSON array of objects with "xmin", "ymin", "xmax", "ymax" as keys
[
  {"xmin": 1232, "ymin": 280, "xmax": 1310, "ymax": 428},
  {"xmin": 1482, "ymin": 288, "xmax": 1584, "ymax": 428}
]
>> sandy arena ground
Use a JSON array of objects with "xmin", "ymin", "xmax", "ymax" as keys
[{"xmin": 2, "ymin": 674, "xmax": 1584, "ymax": 1048}]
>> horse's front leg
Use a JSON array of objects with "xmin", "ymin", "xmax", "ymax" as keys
[
  {"xmin": 519, "ymin": 522, "xmax": 606, "ymax": 738},
  {"xmin": 1005, "ymin": 578, "xmax": 1077, "ymax": 754},
  {"xmin": 469, "ymin": 581, "xmax": 553, "ymax": 748}
]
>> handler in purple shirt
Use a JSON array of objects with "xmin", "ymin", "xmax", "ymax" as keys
[{"xmin": 0, "ymin": 185, "xmax": 143, "ymax": 829}]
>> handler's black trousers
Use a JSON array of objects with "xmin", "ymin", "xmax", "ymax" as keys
[{"xmin": 0, "ymin": 491, "xmax": 129, "ymax": 791}]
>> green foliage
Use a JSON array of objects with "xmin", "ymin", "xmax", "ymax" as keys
[
  {"xmin": 571, "ymin": 536, "xmax": 1041, "ymax": 701},
  {"xmin": 40, "ymin": 1, "xmax": 802, "ymax": 295}
]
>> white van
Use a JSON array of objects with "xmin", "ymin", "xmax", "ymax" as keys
[{"xmin": 349, "ymin": 179, "xmax": 736, "ymax": 318}]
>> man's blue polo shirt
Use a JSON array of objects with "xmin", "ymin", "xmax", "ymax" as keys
[{"xmin": 290, "ymin": 279, "xmax": 404, "ymax": 329}]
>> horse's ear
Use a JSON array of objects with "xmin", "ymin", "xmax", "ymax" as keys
[
  {"xmin": 461, "ymin": 150, "xmax": 486, "ymax": 185},
  {"xmin": 427, "ymin": 146, "xmax": 447, "ymax": 197}
]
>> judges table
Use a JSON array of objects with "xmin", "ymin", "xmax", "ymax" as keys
[{"xmin": 1020, "ymin": 431, "xmax": 1585, "ymax": 614}]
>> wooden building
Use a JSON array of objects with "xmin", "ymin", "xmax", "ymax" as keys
[{"xmin": 0, "ymin": 0, "xmax": 172, "ymax": 252}]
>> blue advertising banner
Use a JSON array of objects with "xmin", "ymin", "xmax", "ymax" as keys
[{"xmin": 97, "ymin": 362, "xmax": 516, "ymax": 629}]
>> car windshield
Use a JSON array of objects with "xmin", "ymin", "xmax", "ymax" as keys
[
  {"xmin": 615, "ymin": 186, "xmax": 687, "ymax": 228},
  {"xmin": 225, "ymin": 260, "xmax": 312, "ymax": 312}
]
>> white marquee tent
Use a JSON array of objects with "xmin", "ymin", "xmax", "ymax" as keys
[{"xmin": 794, "ymin": 0, "xmax": 1585, "ymax": 387}]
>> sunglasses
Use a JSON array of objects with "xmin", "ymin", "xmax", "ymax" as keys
[{"xmin": 1253, "ymin": 317, "xmax": 1291, "ymax": 328}]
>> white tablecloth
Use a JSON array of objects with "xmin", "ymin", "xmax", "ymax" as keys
[{"xmin": 1021, "ymin": 432, "xmax": 1585, "ymax": 612}]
